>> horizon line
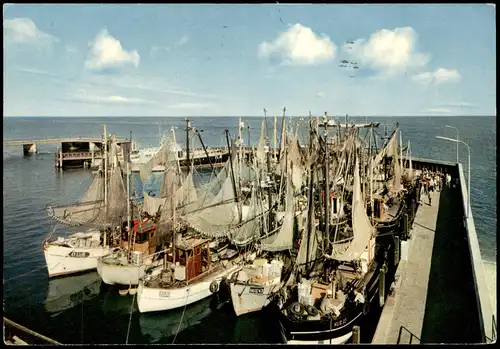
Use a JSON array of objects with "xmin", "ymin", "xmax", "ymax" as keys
[{"xmin": 4, "ymin": 115, "xmax": 496, "ymax": 118}]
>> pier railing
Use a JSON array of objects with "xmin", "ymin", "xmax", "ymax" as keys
[
  {"xmin": 397, "ymin": 325, "xmax": 421, "ymax": 344},
  {"xmin": 56, "ymin": 152, "xmax": 103, "ymax": 160}
]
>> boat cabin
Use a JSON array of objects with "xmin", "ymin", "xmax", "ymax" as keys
[
  {"xmin": 171, "ymin": 238, "xmax": 211, "ymax": 282},
  {"xmin": 121, "ymin": 218, "xmax": 157, "ymax": 255}
]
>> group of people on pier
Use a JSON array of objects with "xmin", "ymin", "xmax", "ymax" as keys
[{"xmin": 418, "ymin": 168, "xmax": 456, "ymax": 206}]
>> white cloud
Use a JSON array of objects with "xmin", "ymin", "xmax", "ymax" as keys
[
  {"xmin": 63, "ymin": 89, "xmax": 152, "ymax": 105},
  {"xmin": 85, "ymin": 29, "xmax": 140, "ymax": 71},
  {"xmin": 412, "ymin": 68, "xmax": 461, "ymax": 85},
  {"xmin": 65, "ymin": 45, "xmax": 77, "ymax": 54},
  {"xmin": 316, "ymin": 92, "xmax": 325, "ymax": 98},
  {"xmin": 425, "ymin": 107, "xmax": 453, "ymax": 114},
  {"xmin": 80, "ymin": 74, "xmax": 221, "ymax": 99},
  {"xmin": 258, "ymin": 23, "xmax": 336, "ymax": 65},
  {"xmin": 16, "ymin": 67, "xmax": 52, "ymax": 76},
  {"xmin": 3, "ymin": 17, "xmax": 59, "ymax": 47},
  {"xmin": 167, "ymin": 102, "xmax": 214, "ymax": 109},
  {"xmin": 438, "ymin": 101, "xmax": 477, "ymax": 109},
  {"xmin": 150, "ymin": 35, "xmax": 189, "ymax": 56},
  {"xmin": 349, "ymin": 27, "xmax": 429, "ymax": 74},
  {"xmin": 178, "ymin": 35, "xmax": 189, "ymax": 46},
  {"xmin": 150, "ymin": 45, "xmax": 171, "ymax": 55}
]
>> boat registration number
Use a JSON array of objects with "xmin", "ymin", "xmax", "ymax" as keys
[
  {"xmin": 69, "ymin": 251, "xmax": 90, "ymax": 258},
  {"xmin": 249, "ymin": 287, "xmax": 264, "ymax": 294},
  {"xmin": 333, "ymin": 318, "xmax": 348, "ymax": 327},
  {"xmin": 159, "ymin": 291, "xmax": 170, "ymax": 298}
]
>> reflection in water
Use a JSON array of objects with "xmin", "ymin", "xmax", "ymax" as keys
[
  {"xmin": 44, "ymin": 272, "xmax": 102, "ymax": 317},
  {"xmin": 139, "ymin": 297, "xmax": 214, "ymax": 343},
  {"xmin": 100, "ymin": 286, "xmax": 139, "ymax": 316}
]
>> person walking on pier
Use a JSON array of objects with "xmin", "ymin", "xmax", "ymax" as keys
[
  {"xmin": 446, "ymin": 173, "xmax": 452, "ymax": 188},
  {"xmin": 419, "ymin": 182, "xmax": 425, "ymax": 203},
  {"xmin": 435, "ymin": 173, "xmax": 441, "ymax": 192},
  {"xmin": 428, "ymin": 191, "xmax": 432, "ymax": 206}
]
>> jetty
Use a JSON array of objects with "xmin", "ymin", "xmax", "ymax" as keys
[
  {"xmin": 371, "ymin": 157, "xmax": 496, "ymax": 344},
  {"xmin": 3, "ymin": 137, "xmax": 132, "ymax": 169}
]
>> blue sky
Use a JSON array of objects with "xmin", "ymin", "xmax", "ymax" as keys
[{"xmin": 3, "ymin": 4, "xmax": 496, "ymax": 117}]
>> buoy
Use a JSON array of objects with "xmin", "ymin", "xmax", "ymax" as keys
[
  {"xmin": 118, "ymin": 289, "xmax": 129, "ymax": 296},
  {"xmin": 289, "ymin": 302, "xmax": 304, "ymax": 317},
  {"xmin": 305, "ymin": 305, "xmax": 319, "ymax": 317},
  {"xmin": 129, "ymin": 288, "xmax": 137, "ymax": 295},
  {"xmin": 209, "ymin": 280, "xmax": 219, "ymax": 294}
]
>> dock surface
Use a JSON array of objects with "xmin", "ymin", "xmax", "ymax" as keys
[{"xmin": 372, "ymin": 185, "xmax": 482, "ymax": 344}]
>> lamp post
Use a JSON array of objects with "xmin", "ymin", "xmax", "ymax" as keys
[
  {"xmin": 445, "ymin": 125, "xmax": 459, "ymax": 164},
  {"xmin": 436, "ymin": 136, "xmax": 471, "ymax": 218}
]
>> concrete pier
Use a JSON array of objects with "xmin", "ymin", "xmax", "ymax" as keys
[
  {"xmin": 372, "ymin": 161, "xmax": 492, "ymax": 344},
  {"xmin": 372, "ymin": 189, "xmax": 441, "ymax": 344}
]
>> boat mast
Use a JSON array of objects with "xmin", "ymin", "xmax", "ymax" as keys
[
  {"xmin": 238, "ymin": 118, "xmax": 243, "ymax": 191},
  {"xmin": 185, "ymin": 119, "xmax": 192, "ymax": 174},
  {"xmin": 370, "ymin": 126, "xmax": 374, "ymax": 221},
  {"xmin": 225, "ymin": 129, "xmax": 241, "ymax": 222},
  {"xmin": 103, "ymin": 124, "xmax": 108, "ymax": 247},
  {"xmin": 195, "ymin": 129, "xmax": 214, "ymax": 172},
  {"xmin": 305, "ymin": 117, "xmax": 315, "ymax": 274},
  {"xmin": 264, "ymin": 108, "xmax": 273, "ymax": 233},
  {"xmin": 273, "ymin": 115, "xmax": 277, "ymax": 161},
  {"xmin": 323, "ymin": 114, "xmax": 330, "ymax": 254},
  {"xmin": 278, "ymin": 107, "xmax": 286, "ymax": 159},
  {"xmin": 400, "ymin": 130, "xmax": 403, "ymax": 172},
  {"xmin": 126, "ymin": 134, "xmax": 131, "ymax": 256}
]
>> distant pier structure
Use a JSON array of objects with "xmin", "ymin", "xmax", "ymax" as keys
[{"xmin": 3, "ymin": 137, "xmax": 133, "ymax": 170}]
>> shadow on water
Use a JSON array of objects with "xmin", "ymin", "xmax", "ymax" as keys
[{"xmin": 420, "ymin": 184, "xmax": 482, "ymax": 343}]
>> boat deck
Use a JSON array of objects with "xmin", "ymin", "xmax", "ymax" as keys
[{"xmin": 372, "ymin": 184, "xmax": 482, "ymax": 344}]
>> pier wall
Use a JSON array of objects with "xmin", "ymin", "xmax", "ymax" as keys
[
  {"xmin": 457, "ymin": 163, "xmax": 496, "ymax": 343},
  {"xmin": 372, "ymin": 157, "xmax": 493, "ymax": 344}
]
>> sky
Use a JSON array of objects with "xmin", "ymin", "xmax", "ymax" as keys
[{"xmin": 3, "ymin": 4, "xmax": 496, "ymax": 117}]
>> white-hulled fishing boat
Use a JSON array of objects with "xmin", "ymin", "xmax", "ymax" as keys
[
  {"xmin": 137, "ymin": 125, "xmax": 267, "ymax": 313},
  {"xmin": 43, "ymin": 127, "xmax": 127, "ymax": 278},
  {"xmin": 97, "ymin": 126, "xmax": 202, "ymax": 287}
]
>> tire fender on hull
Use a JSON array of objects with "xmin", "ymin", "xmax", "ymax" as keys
[{"xmin": 209, "ymin": 280, "xmax": 219, "ymax": 294}]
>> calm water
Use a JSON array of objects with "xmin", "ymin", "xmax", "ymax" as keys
[{"xmin": 3, "ymin": 116, "xmax": 496, "ymax": 344}]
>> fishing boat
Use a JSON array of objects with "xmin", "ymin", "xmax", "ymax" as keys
[
  {"xmin": 228, "ymin": 115, "xmax": 307, "ymax": 317},
  {"xmin": 270, "ymin": 117, "xmax": 406, "ymax": 344},
  {"xmin": 369, "ymin": 125, "xmax": 410, "ymax": 235},
  {"xmin": 137, "ymin": 125, "xmax": 267, "ymax": 313},
  {"xmin": 97, "ymin": 127, "xmax": 199, "ymax": 287},
  {"xmin": 43, "ymin": 127, "xmax": 128, "ymax": 277}
]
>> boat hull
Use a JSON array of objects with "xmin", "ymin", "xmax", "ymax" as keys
[
  {"xmin": 43, "ymin": 244, "xmax": 112, "ymax": 278},
  {"xmin": 137, "ymin": 265, "xmax": 240, "ymax": 313},
  {"xmin": 97, "ymin": 257, "xmax": 163, "ymax": 286},
  {"xmin": 279, "ymin": 307, "xmax": 363, "ymax": 343},
  {"xmin": 229, "ymin": 281, "xmax": 280, "ymax": 316}
]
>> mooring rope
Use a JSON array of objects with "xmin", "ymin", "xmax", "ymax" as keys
[
  {"xmin": 4, "ymin": 264, "xmax": 47, "ymax": 283},
  {"xmin": 172, "ymin": 289, "xmax": 190, "ymax": 344},
  {"xmin": 125, "ymin": 284, "xmax": 136, "ymax": 345}
]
